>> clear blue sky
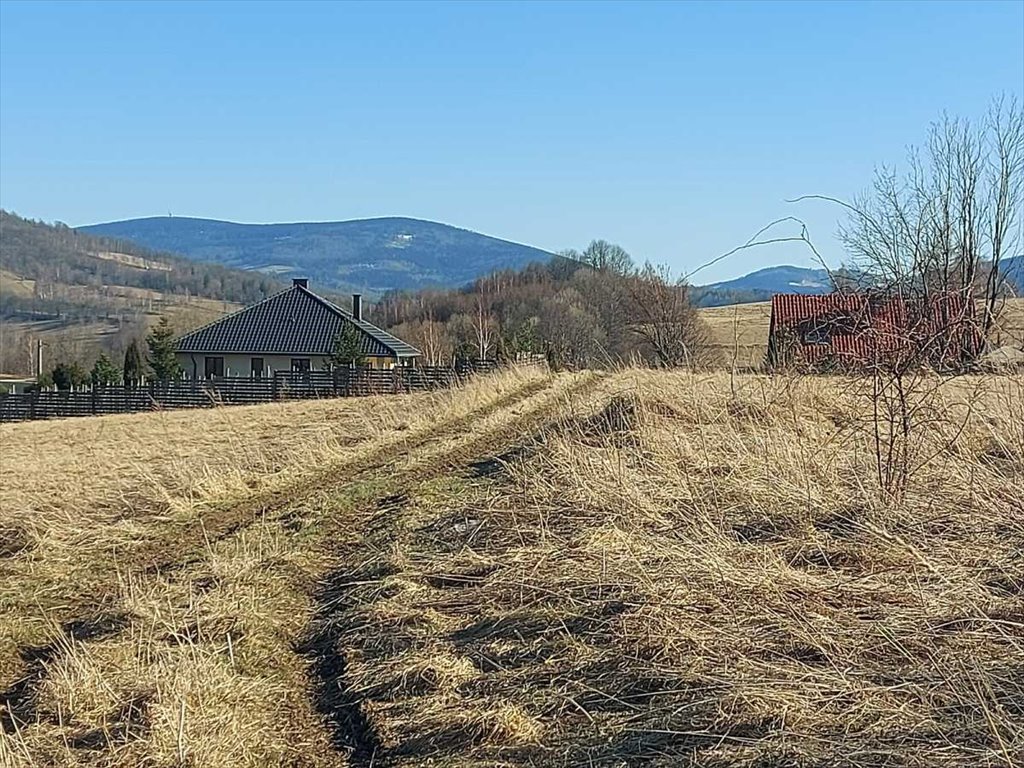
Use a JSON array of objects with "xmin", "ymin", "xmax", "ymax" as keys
[{"xmin": 1, "ymin": 1, "xmax": 1022, "ymax": 282}]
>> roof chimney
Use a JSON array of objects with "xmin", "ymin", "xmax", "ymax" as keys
[
  {"xmin": 352, "ymin": 293, "xmax": 362, "ymax": 321},
  {"xmin": 293, "ymin": 278, "xmax": 308, "ymax": 289}
]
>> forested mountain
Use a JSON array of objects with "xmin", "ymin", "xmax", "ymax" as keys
[
  {"xmin": 79, "ymin": 216, "xmax": 557, "ymax": 293},
  {"xmin": 2, "ymin": 211, "xmax": 285, "ymax": 305},
  {"xmin": 693, "ymin": 265, "xmax": 834, "ymax": 307},
  {"xmin": 693, "ymin": 259, "xmax": 1023, "ymax": 306},
  {"xmin": 0, "ymin": 211, "xmax": 289, "ymax": 374}
]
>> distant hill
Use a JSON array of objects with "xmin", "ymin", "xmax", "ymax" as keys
[
  {"xmin": 693, "ymin": 265, "xmax": 833, "ymax": 307},
  {"xmin": 1003, "ymin": 255, "xmax": 1023, "ymax": 294},
  {"xmin": 694, "ymin": 258, "xmax": 1023, "ymax": 307},
  {"xmin": 79, "ymin": 216, "xmax": 557, "ymax": 293},
  {"xmin": 0, "ymin": 211, "xmax": 292, "ymax": 374}
]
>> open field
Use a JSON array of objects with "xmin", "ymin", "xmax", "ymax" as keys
[
  {"xmin": 697, "ymin": 301, "xmax": 772, "ymax": 368},
  {"xmin": 994, "ymin": 297, "xmax": 1024, "ymax": 350},
  {"xmin": 696, "ymin": 297, "xmax": 1024, "ymax": 369},
  {"xmin": 1, "ymin": 365, "xmax": 1022, "ymax": 767}
]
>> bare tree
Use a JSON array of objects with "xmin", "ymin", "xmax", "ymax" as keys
[
  {"xmin": 834, "ymin": 98, "xmax": 1023, "ymax": 340},
  {"xmin": 415, "ymin": 306, "xmax": 450, "ymax": 366},
  {"xmin": 625, "ymin": 263, "xmax": 710, "ymax": 368},
  {"xmin": 562, "ymin": 240, "xmax": 635, "ymax": 275},
  {"xmin": 472, "ymin": 294, "xmax": 496, "ymax": 360}
]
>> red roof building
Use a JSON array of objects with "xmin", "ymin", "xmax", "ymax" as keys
[{"xmin": 766, "ymin": 293, "xmax": 984, "ymax": 370}]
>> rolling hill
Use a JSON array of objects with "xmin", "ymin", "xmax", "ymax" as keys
[
  {"xmin": 695, "ymin": 257, "xmax": 1023, "ymax": 307},
  {"xmin": 693, "ymin": 265, "xmax": 834, "ymax": 306},
  {"xmin": 79, "ymin": 216, "xmax": 557, "ymax": 293},
  {"xmin": 0, "ymin": 211, "xmax": 293, "ymax": 374}
]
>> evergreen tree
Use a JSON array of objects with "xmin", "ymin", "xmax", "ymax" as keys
[
  {"xmin": 51, "ymin": 361, "xmax": 89, "ymax": 390},
  {"xmin": 90, "ymin": 353, "xmax": 122, "ymax": 386},
  {"xmin": 123, "ymin": 339, "xmax": 144, "ymax": 386},
  {"xmin": 329, "ymin": 323, "xmax": 365, "ymax": 368},
  {"xmin": 146, "ymin": 317, "xmax": 181, "ymax": 381}
]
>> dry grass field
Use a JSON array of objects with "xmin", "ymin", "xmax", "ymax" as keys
[
  {"xmin": 698, "ymin": 302, "xmax": 772, "ymax": 369},
  {"xmin": 1, "ymin": 362, "xmax": 1021, "ymax": 767},
  {"xmin": 696, "ymin": 297, "xmax": 1024, "ymax": 369}
]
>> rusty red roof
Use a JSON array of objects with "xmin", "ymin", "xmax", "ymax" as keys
[{"xmin": 768, "ymin": 293, "xmax": 982, "ymax": 369}]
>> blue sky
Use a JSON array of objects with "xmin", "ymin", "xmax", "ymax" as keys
[{"xmin": 1, "ymin": 1, "xmax": 1021, "ymax": 282}]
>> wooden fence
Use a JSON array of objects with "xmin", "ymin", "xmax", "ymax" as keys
[{"xmin": 0, "ymin": 362, "xmax": 502, "ymax": 423}]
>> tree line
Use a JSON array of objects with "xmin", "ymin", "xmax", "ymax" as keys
[
  {"xmin": 35, "ymin": 317, "xmax": 182, "ymax": 390},
  {"xmin": 371, "ymin": 240, "xmax": 713, "ymax": 370}
]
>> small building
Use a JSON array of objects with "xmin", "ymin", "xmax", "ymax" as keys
[
  {"xmin": 766, "ymin": 292, "xmax": 983, "ymax": 370},
  {"xmin": 0, "ymin": 375, "xmax": 37, "ymax": 394},
  {"xmin": 175, "ymin": 279, "xmax": 420, "ymax": 378}
]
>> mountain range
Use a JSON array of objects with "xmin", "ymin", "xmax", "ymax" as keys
[
  {"xmin": 71, "ymin": 215, "xmax": 1024, "ymax": 302},
  {"xmin": 80, "ymin": 216, "xmax": 555, "ymax": 294}
]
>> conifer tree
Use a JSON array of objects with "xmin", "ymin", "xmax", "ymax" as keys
[
  {"xmin": 146, "ymin": 317, "xmax": 181, "ymax": 381},
  {"xmin": 123, "ymin": 339, "xmax": 144, "ymax": 386},
  {"xmin": 330, "ymin": 324, "xmax": 365, "ymax": 368},
  {"xmin": 90, "ymin": 353, "xmax": 122, "ymax": 386}
]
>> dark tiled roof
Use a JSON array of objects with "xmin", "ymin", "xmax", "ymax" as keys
[{"xmin": 176, "ymin": 285, "xmax": 420, "ymax": 358}]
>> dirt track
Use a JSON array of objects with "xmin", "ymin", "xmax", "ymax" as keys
[{"xmin": 1, "ymin": 368, "xmax": 606, "ymax": 766}]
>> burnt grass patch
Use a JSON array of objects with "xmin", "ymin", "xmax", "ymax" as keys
[
  {"xmin": 67, "ymin": 693, "xmax": 152, "ymax": 750},
  {"xmin": 1, "ymin": 642, "xmax": 60, "ymax": 733},
  {"xmin": 732, "ymin": 515, "xmax": 791, "ymax": 544},
  {"xmin": 467, "ymin": 444, "xmax": 536, "ymax": 479},
  {"xmin": 63, "ymin": 612, "xmax": 131, "ymax": 642}
]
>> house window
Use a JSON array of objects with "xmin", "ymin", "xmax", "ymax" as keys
[
  {"xmin": 251, "ymin": 358, "xmax": 264, "ymax": 378},
  {"xmin": 204, "ymin": 357, "xmax": 225, "ymax": 378},
  {"xmin": 290, "ymin": 358, "xmax": 311, "ymax": 372}
]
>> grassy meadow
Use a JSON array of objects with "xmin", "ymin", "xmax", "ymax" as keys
[{"xmin": 1, "ymin": 358, "xmax": 1021, "ymax": 767}]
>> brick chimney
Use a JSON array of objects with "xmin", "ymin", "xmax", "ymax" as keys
[
  {"xmin": 292, "ymin": 278, "xmax": 308, "ymax": 289},
  {"xmin": 352, "ymin": 293, "xmax": 362, "ymax": 320}
]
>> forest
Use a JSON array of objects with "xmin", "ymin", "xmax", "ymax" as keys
[
  {"xmin": 371, "ymin": 240, "xmax": 712, "ymax": 369},
  {"xmin": 1, "ymin": 210, "xmax": 284, "ymax": 304}
]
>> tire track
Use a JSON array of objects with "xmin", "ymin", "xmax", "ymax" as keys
[
  {"xmin": 0, "ymin": 370, "xmax": 555, "ymax": 743},
  {"xmin": 135, "ymin": 370, "xmax": 557, "ymax": 575},
  {"xmin": 301, "ymin": 370, "xmax": 606, "ymax": 764}
]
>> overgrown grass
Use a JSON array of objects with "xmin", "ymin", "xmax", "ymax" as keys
[
  {"xmin": 328, "ymin": 370, "xmax": 1024, "ymax": 766},
  {"xmin": 2, "ymin": 367, "xmax": 1021, "ymax": 767},
  {"xmin": 0, "ymin": 365, "xmax": 552, "ymax": 766}
]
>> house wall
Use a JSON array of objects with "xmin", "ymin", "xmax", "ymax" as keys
[{"xmin": 176, "ymin": 353, "xmax": 401, "ymax": 378}]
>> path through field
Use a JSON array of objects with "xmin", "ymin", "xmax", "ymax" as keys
[
  {"xmin": 0, "ymin": 367, "xmax": 607, "ymax": 766},
  {"xmin": 2, "ymin": 367, "xmax": 1021, "ymax": 768}
]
